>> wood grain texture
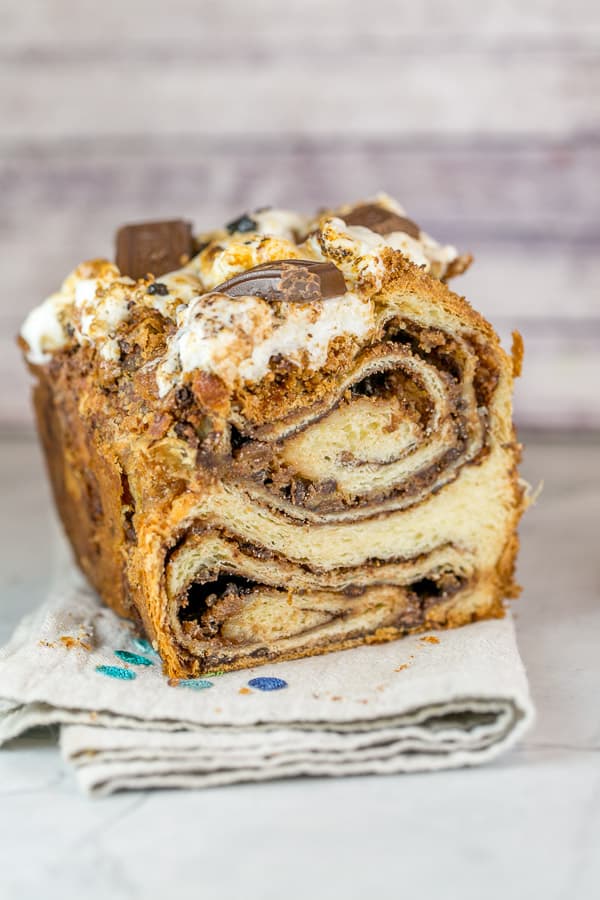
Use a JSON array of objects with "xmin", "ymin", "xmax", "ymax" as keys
[
  {"xmin": 2, "ymin": 138, "xmax": 597, "ymax": 312},
  {"xmin": 1, "ymin": 0, "xmax": 598, "ymax": 428},
  {"xmin": 3, "ymin": 0, "xmax": 600, "ymax": 44},
  {"xmin": 2, "ymin": 2, "xmax": 599, "ymax": 140},
  {"xmin": 2, "ymin": 53, "xmax": 599, "ymax": 139},
  {"xmin": 2, "ymin": 137, "xmax": 597, "ymax": 240}
]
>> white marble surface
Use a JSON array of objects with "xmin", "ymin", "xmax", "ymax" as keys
[{"xmin": 0, "ymin": 432, "xmax": 599, "ymax": 900}]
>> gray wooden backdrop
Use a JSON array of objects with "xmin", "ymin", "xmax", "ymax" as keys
[{"xmin": 2, "ymin": 0, "xmax": 599, "ymax": 429}]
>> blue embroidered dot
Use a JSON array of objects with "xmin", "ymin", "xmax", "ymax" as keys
[
  {"xmin": 248, "ymin": 677, "xmax": 288, "ymax": 691},
  {"xmin": 96, "ymin": 665, "xmax": 136, "ymax": 680},
  {"xmin": 177, "ymin": 679, "xmax": 214, "ymax": 690},
  {"xmin": 131, "ymin": 637, "xmax": 158, "ymax": 656},
  {"xmin": 114, "ymin": 649, "xmax": 154, "ymax": 666}
]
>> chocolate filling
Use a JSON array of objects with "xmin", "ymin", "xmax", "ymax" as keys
[
  {"xmin": 349, "ymin": 367, "xmax": 434, "ymax": 426},
  {"xmin": 167, "ymin": 318, "xmax": 496, "ymax": 520},
  {"xmin": 179, "ymin": 574, "xmax": 259, "ymax": 639},
  {"xmin": 176, "ymin": 569, "xmax": 466, "ymax": 647},
  {"xmin": 167, "ymin": 524, "xmax": 456, "ymax": 583}
]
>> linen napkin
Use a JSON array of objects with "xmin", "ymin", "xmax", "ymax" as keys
[{"xmin": 0, "ymin": 550, "xmax": 534, "ymax": 794}]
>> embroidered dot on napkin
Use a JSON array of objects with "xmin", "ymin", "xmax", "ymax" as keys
[
  {"xmin": 247, "ymin": 677, "xmax": 288, "ymax": 691},
  {"xmin": 131, "ymin": 637, "xmax": 158, "ymax": 656},
  {"xmin": 174, "ymin": 679, "xmax": 214, "ymax": 690},
  {"xmin": 114, "ymin": 650, "xmax": 154, "ymax": 666},
  {"xmin": 95, "ymin": 665, "xmax": 136, "ymax": 681}
]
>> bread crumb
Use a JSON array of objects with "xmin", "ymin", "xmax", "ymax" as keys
[
  {"xmin": 59, "ymin": 635, "xmax": 92, "ymax": 651},
  {"xmin": 420, "ymin": 635, "xmax": 440, "ymax": 644},
  {"xmin": 511, "ymin": 330, "xmax": 524, "ymax": 378}
]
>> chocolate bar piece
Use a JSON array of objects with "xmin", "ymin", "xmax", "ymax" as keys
[
  {"xmin": 343, "ymin": 204, "xmax": 421, "ymax": 239},
  {"xmin": 116, "ymin": 220, "xmax": 193, "ymax": 280},
  {"xmin": 214, "ymin": 260, "xmax": 346, "ymax": 303}
]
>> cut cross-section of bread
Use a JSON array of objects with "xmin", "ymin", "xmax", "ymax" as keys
[{"xmin": 20, "ymin": 196, "xmax": 526, "ymax": 677}]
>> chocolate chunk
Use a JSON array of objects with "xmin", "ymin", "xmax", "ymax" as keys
[
  {"xmin": 213, "ymin": 259, "xmax": 346, "ymax": 303},
  {"xmin": 343, "ymin": 203, "xmax": 421, "ymax": 238},
  {"xmin": 116, "ymin": 220, "xmax": 193, "ymax": 280},
  {"xmin": 174, "ymin": 385, "xmax": 193, "ymax": 407},
  {"xmin": 147, "ymin": 282, "xmax": 169, "ymax": 296},
  {"xmin": 226, "ymin": 214, "xmax": 258, "ymax": 234}
]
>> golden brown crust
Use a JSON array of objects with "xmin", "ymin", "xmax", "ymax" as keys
[
  {"xmin": 443, "ymin": 252, "xmax": 474, "ymax": 280},
  {"xmin": 32, "ymin": 357, "xmax": 134, "ymax": 619}
]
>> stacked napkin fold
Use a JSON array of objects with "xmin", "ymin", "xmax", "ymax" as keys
[{"xmin": 0, "ymin": 552, "xmax": 534, "ymax": 794}]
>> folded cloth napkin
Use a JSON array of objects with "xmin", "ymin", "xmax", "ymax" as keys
[{"xmin": 0, "ymin": 550, "xmax": 534, "ymax": 795}]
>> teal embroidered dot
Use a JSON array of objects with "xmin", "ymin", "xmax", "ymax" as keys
[
  {"xmin": 114, "ymin": 649, "xmax": 154, "ymax": 666},
  {"xmin": 131, "ymin": 637, "xmax": 157, "ymax": 656},
  {"xmin": 96, "ymin": 665, "xmax": 136, "ymax": 680},
  {"xmin": 177, "ymin": 678, "xmax": 214, "ymax": 690},
  {"xmin": 248, "ymin": 677, "xmax": 287, "ymax": 691}
]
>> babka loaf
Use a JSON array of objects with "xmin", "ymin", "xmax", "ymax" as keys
[{"xmin": 20, "ymin": 194, "xmax": 525, "ymax": 677}]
